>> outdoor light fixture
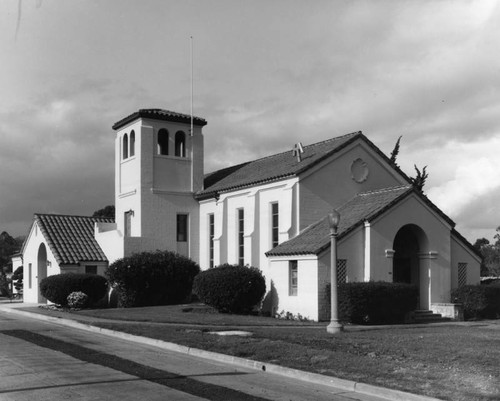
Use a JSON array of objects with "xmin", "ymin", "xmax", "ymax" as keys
[{"xmin": 327, "ymin": 209, "xmax": 343, "ymax": 334}]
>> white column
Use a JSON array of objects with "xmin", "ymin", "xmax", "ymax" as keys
[{"xmin": 364, "ymin": 221, "xmax": 371, "ymax": 282}]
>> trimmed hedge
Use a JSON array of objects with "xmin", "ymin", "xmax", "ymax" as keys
[
  {"xmin": 106, "ymin": 250, "xmax": 200, "ymax": 308},
  {"xmin": 193, "ymin": 264, "xmax": 266, "ymax": 314},
  {"xmin": 325, "ymin": 281, "xmax": 419, "ymax": 324},
  {"xmin": 451, "ymin": 284, "xmax": 500, "ymax": 320},
  {"xmin": 40, "ymin": 273, "xmax": 108, "ymax": 306}
]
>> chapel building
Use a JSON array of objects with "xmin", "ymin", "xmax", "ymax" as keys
[{"xmin": 15, "ymin": 109, "xmax": 481, "ymax": 320}]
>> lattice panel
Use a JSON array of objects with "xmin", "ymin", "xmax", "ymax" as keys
[
  {"xmin": 458, "ymin": 262, "xmax": 467, "ymax": 288},
  {"xmin": 337, "ymin": 259, "xmax": 347, "ymax": 284}
]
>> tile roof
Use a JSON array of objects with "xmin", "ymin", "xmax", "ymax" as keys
[
  {"xmin": 266, "ymin": 185, "xmax": 414, "ymax": 256},
  {"xmin": 112, "ymin": 108, "xmax": 207, "ymax": 130},
  {"xmin": 197, "ymin": 131, "xmax": 366, "ymax": 199},
  {"xmin": 34, "ymin": 214, "xmax": 114, "ymax": 265}
]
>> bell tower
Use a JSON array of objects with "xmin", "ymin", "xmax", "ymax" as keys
[{"xmin": 111, "ymin": 109, "xmax": 207, "ymax": 261}]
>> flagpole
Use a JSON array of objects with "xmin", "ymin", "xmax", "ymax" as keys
[{"xmin": 190, "ymin": 36, "xmax": 194, "ymax": 137}]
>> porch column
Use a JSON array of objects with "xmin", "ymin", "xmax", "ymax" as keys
[
  {"xmin": 364, "ymin": 221, "xmax": 371, "ymax": 282},
  {"xmin": 418, "ymin": 251, "xmax": 438, "ymax": 310}
]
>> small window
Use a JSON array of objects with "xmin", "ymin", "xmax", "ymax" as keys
[
  {"xmin": 337, "ymin": 259, "xmax": 347, "ymax": 284},
  {"xmin": 458, "ymin": 263, "xmax": 467, "ymax": 287},
  {"xmin": 130, "ymin": 130, "xmax": 135, "ymax": 157},
  {"xmin": 209, "ymin": 214, "xmax": 215, "ymax": 268},
  {"xmin": 85, "ymin": 265, "xmax": 97, "ymax": 275},
  {"xmin": 289, "ymin": 261, "xmax": 298, "ymax": 296},
  {"xmin": 175, "ymin": 131, "xmax": 186, "ymax": 157},
  {"xmin": 158, "ymin": 129, "xmax": 169, "ymax": 155},
  {"xmin": 124, "ymin": 211, "xmax": 132, "ymax": 237},
  {"xmin": 123, "ymin": 134, "xmax": 129, "ymax": 159},
  {"xmin": 271, "ymin": 202, "xmax": 279, "ymax": 248},
  {"xmin": 238, "ymin": 208, "xmax": 244, "ymax": 266},
  {"xmin": 28, "ymin": 263, "xmax": 32, "ymax": 289},
  {"xmin": 177, "ymin": 214, "xmax": 188, "ymax": 242}
]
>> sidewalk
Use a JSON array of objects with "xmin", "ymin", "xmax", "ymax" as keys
[{"xmin": 0, "ymin": 300, "xmax": 443, "ymax": 401}]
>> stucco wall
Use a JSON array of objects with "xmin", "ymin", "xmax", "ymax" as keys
[
  {"xmin": 299, "ymin": 141, "xmax": 407, "ymax": 230},
  {"xmin": 370, "ymin": 194, "xmax": 453, "ymax": 307},
  {"xmin": 268, "ymin": 257, "xmax": 319, "ymax": 321},
  {"xmin": 22, "ymin": 222, "xmax": 61, "ymax": 303},
  {"xmin": 450, "ymin": 234, "xmax": 481, "ymax": 288}
]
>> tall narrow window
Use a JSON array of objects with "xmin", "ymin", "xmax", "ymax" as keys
[
  {"xmin": 337, "ymin": 259, "xmax": 347, "ymax": 284},
  {"xmin": 28, "ymin": 263, "xmax": 32, "ymax": 289},
  {"xmin": 124, "ymin": 211, "xmax": 132, "ymax": 237},
  {"xmin": 238, "ymin": 208, "xmax": 244, "ymax": 266},
  {"xmin": 209, "ymin": 214, "xmax": 215, "ymax": 268},
  {"xmin": 177, "ymin": 214, "xmax": 188, "ymax": 242},
  {"xmin": 158, "ymin": 129, "xmax": 169, "ymax": 155},
  {"xmin": 271, "ymin": 202, "xmax": 279, "ymax": 248},
  {"xmin": 458, "ymin": 263, "xmax": 467, "ymax": 287},
  {"xmin": 123, "ymin": 134, "xmax": 129, "ymax": 159},
  {"xmin": 175, "ymin": 131, "xmax": 186, "ymax": 157},
  {"xmin": 130, "ymin": 130, "xmax": 135, "ymax": 157},
  {"xmin": 289, "ymin": 260, "xmax": 298, "ymax": 296}
]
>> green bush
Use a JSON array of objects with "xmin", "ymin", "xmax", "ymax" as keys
[
  {"xmin": 451, "ymin": 285, "xmax": 500, "ymax": 320},
  {"xmin": 40, "ymin": 273, "xmax": 108, "ymax": 306},
  {"xmin": 105, "ymin": 250, "xmax": 200, "ymax": 308},
  {"xmin": 193, "ymin": 264, "xmax": 266, "ymax": 314},
  {"xmin": 325, "ymin": 281, "xmax": 418, "ymax": 324}
]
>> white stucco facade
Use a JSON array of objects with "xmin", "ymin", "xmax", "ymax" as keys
[{"xmin": 15, "ymin": 109, "xmax": 481, "ymax": 317}]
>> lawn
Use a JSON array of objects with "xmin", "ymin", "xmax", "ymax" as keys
[{"xmin": 29, "ymin": 304, "xmax": 500, "ymax": 401}]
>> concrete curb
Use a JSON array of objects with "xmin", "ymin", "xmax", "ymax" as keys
[{"xmin": 1, "ymin": 306, "xmax": 441, "ymax": 401}]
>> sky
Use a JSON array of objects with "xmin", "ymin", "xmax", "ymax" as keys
[{"xmin": 1, "ymin": 0, "xmax": 499, "ymax": 244}]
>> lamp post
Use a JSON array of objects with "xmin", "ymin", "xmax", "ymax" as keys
[{"xmin": 327, "ymin": 209, "xmax": 343, "ymax": 334}]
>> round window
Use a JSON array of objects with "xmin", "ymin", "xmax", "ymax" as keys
[{"xmin": 351, "ymin": 158, "xmax": 369, "ymax": 183}]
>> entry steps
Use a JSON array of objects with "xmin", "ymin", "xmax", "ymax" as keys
[{"xmin": 413, "ymin": 310, "xmax": 451, "ymax": 323}]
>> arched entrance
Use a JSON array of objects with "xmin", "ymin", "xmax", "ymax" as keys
[
  {"xmin": 37, "ymin": 243, "xmax": 48, "ymax": 303},
  {"xmin": 393, "ymin": 224, "xmax": 429, "ymax": 309}
]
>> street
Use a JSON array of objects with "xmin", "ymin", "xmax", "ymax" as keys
[{"xmin": 0, "ymin": 310, "xmax": 391, "ymax": 401}]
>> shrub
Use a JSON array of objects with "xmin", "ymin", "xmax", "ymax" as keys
[
  {"xmin": 325, "ymin": 281, "xmax": 419, "ymax": 324},
  {"xmin": 40, "ymin": 273, "xmax": 108, "ymax": 306},
  {"xmin": 105, "ymin": 250, "xmax": 200, "ymax": 308},
  {"xmin": 451, "ymin": 285, "xmax": 500, "ymax": 320},
  {"xmin": 67, "ymin": 291, "xmax": 89, "ymax": 309},
  {"xmin": 193, "ymin": 264, "xmax": 266, "ymax": 314}
]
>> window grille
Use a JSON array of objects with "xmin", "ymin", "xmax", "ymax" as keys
[
  {"xmin": 458, "ymin": 263, "xmax": 467, "ymax": 288},
  {"xmin": 337, "ymin": 259, "xmax": 347, "ymax": 284},
  {"xmin": 238, "ymin": 209, "xmax": 244, "ymax": 266},
  {"xmin": 209, "ymin": 214, "xmax": 215, "ymax": 268},
  {"xmin": 289, "ymin": 260, "xmax": 298, "ymax": 296}
]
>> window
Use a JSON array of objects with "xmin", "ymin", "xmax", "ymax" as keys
[
  {"xmin": 175, "ymin": 131, "xmax": 186, "ymax": 157},
  {"xmin": 271, "ymin": 202, "xmax": 279, "ymax": 248},
  {"xmin": 124, "ymin": 211, "xmax": 132, "ymax": 237},
  {"xmin": 130, "ymin": 130, "xmax": 135, "ymax": 157},
  {"xmin": 289, "ymin": 260, "xmax": 298, "ymax": 296},
  {"xmin": 85, "ymin": 265, "xmax": 97, "ymax": 275},
  {"xmin": 28, "ymin": 263, "xmax": 32, "ymax": 289},
  {"xmin": 238, "ymin": 208, "xmax": 244, "ymax": 266},
  {"xmin": 209, "ymin": 214, "xmax": 215, "ymax": 268},
  {"xmin": 158, "ymin": 128, "xmax": 169, "ymax": 155},
  {"xmin": 458, "ymin": 262, "xmax": 467, "ymax": 287},
  {"xmin": 337, "ymin": 259, "xmax": 347, "ymax": 284},
  {"xmin": 123, "ymin": 134, "xmax": 128, "ymax": 159},
  {"xmin": 177, "ymin": 214, "xmax": 188, "ymax": 242}
]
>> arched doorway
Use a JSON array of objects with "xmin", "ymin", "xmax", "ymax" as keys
[
  {"xmin": 37, "ymin": 243, "xmax": 48, "ymax": 303},
  {"xmin": 393, "ymin": 224, "xmax": 429, "ymax": 309}
]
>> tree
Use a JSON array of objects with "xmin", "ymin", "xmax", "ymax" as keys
[
  {"xmin": 410, "ymin": 165, "xmax": 428, "ymax": 192},
  {"xmin": 474, "ymin": 228, "xmax": 500, "ymax": 277},
  {"xmin": 92, "ymin": 205, "xmax": 115, "ymax": 219},
  {"xmin": 390, "ymin": 136, "xmax": 402, "ymax": 166},
  {"xmin": 0, "ymin": 232, "xmax": 23, "ymax": 296}
]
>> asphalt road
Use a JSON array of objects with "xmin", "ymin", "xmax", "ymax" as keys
[{"xmin": 0, "ymin": 310, "xmax": 392, "ymax": 401}]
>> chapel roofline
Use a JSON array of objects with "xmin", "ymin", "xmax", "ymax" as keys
[{"xmin": 112, "ymin": 108, "xmax": 207, "ymax": 130}]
